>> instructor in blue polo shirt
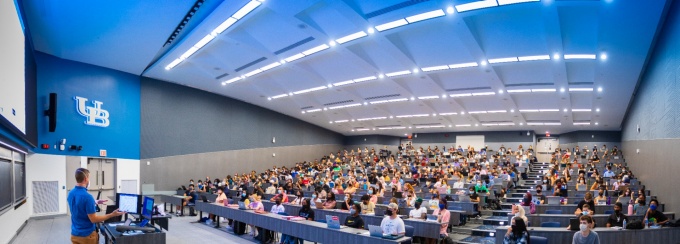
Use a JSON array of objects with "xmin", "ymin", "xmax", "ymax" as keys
[{"xmin": 67, "ymin": 168, "xmax": 125, "ymax": 244}]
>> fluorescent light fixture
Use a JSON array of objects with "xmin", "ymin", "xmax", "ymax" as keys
[
  {"xmin": 395, "ymin": 114, "xmax": 430, "ymax": 118},
  {"xmin": 378, "ymin": 74, "xmax": 385, "ymax": 78},
  {"xmin": 488, "ymin": 110, "xmax": 507, "ymax": 113},
  {"xmin": 213, "ymin": 17, "xmax": 238, "ymax": 34},
  {"xmin": 418, "ymin": 95, "xmax": 440, "ymax": 100},
  {"xmin": 385, "ymin": 70, "xmax": 412, "ymax": 77},
  {"xmin": 472, "ymin": 92, "xmax": 495, "ymax": 96},
  {"xmin": 450, "ymin": 93, "xmax": 472, "ymax": 97},
  {"xmin": 498, "ymin": 89, "xmax": 504, "ymax": 94},
  {"xmin": 165, "ymin": 59, "xmax": 182, "ymax": 70},
  {"xmin": 194, "ymin": 34, "xmax": 216, "ymax": 49},
  {"xmin": 439, "ymin": 112, "xmax": 458, "ymax": 116},
  {"xmin": 574, "ymin": 122, "xmax": 591, "ymax": 125},
  {"xmin": 449, "ymin": 62, "xmax": 478, "ymax": 69},
  {"xmin": 455, "ymin": 0, "xmax": 498, "ymax": 12},
  {"xmin": 510, "ymin": 109, "xmax": 515, "ymax": 112},
  {"xmin": 422, "ymin": 65, "xmax": 449, "ymax": 72},
  {"xmin": 375, "ymin": 19, "xmax": 409, "ymax": 31},
  {"xmin": 519, "ymin": 109, "xmax": 539, "ymax": 113},
  {"xmin": 332, "ymin": 80, "xmax": 354, "ymax": 87},
  {"xmin": 507, "ymin": 89, "xmax": 531, "ymax": 93},
  {"xmin": 539, "ymin": 109, "xmax": 559, "ymax": 112},
  {"xmin": 571, "ymin": 109, "xmax": 592, "ymax": 112},
  {"xmin": 357, "ymin": 117, "xmax": 387, "ymax": 121},
  {"xmin": 356, "ymin": 128, "xmax": 370, "ymax": 131},
  {"xmin": 378, "ymin": 126, "xmax": 407, "ymax": 130},
  {"xmin": 224, "ymin": 77, "xmax": 242, "ymax": 84},
  {"xmin": 468, "ymin": 111, "xmax": 487, "ymax": 114},
  {"xmin": 329, "ymin": 41, "xmax": 336, "ymax": 46},
  {"xmin": 498, "ymin": 123, "xmax": 515, "ymax": 126},
  {"xmin": 293, "ymin": 86, "xmax": 327, "ymax": 95},
  {"xmin": 271, "ymin": 94, "xmax": 289, "ymax": 99},
  {"xmin": 415, "ymin": 125, "xmax": 445, "ymax": 129},
  {"xmin": 232, "ymin": 0, "xmax": 261, "ymax": 20},
  {"xmin": 302, "ymin": 44, "xmax": 329, "ymax": 56},
  {"xmin": 569, "ymin": 88, "xmax": 594, "ymax": 92},
  {"xmin": 532, "ymin": 88, "xmax": 556, "ymax": 92},
  {"xmin": 518, "ymin": 55, "xmax": 550, "ymax": 61},
  {"xmin": 481, "ymin": 123, "xmax": 498, "ymax": 126},
  {"xmin": 180, "ymin": 47, "xmax": 199, "ymax": 60},
  {"xmin": 563, "ymin": 108, "xmax": 569, "ymax": 112},
  {"xmin": 370, "ymin": 98, "xmax": 408, "ymax": 104},
  {"xmin": 260, "ymin": 62, "xmax": 281, "ymax": 71},
  {"xmin": 329, "ymin": 103, "xmax": 362, "ymax": 110},
  {"xmin": 244, "ymin": 68, "xmax": 263, "ymax": 77},
  {"xmin": 284, "ymin": 53, "xmax": 305, "ymax": 62},
  {"xmin": 405, "ymin": 9, "xmax": 446, "ymax": 23},
  {"xmin": 497, "ymin": 0, "xmax": 540, "ymax": 5},
  {"xmin": 526, "ymin": 122, "xmax": 543, "ymax": 125},
  {"xmin": 488, "ymin": 57, "xmax": 518, "ymax": 64},
  {"xmin": 544, "ymin": 122, "xmax": 562, "ymax": 126},
  {"xmin": 353, "ymin": 76, "xmax": 377, "ymax": 83},
  {"xmin": 334, "ymin": 120, "xmax": 349, "ymax": 123},
  {"xmin": 564, "ymin": 54, "xmax": 596, "ymax": 60},
  {"xmin": 456, "ymin": 124, "xmax": 471, "ymax": 127},
  {"xmin": 336, "ymin": 31, "xmax": 367, "ymax": 44},
  {"xmin": 305, "ymin": 108, "xmax": 321, "ymax": 113}
]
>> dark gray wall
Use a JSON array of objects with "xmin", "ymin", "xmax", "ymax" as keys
[
  {"xmin": 411, "ymin": 131, "xmax": 534, "ymax": 144},
  {"xmin": 622, "ymin": 0, "xmax": 679, "ymax": 214},
  {"xmin": 140, "ymin": 77, "xmax": 344, "ymax": 159},
  {"xmin": 558, "ymin": 131, "xmax": 622, "ymax": 150},
  {"xmin": 344, "ymin": 135, "xmax": 401, "ymax": 146}
]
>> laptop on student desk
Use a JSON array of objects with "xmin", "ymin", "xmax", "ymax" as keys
[
  {"xmin": 326, "ymin": 215, "xmax": 346, "ymax": 229},
  {"xmin": 458, "ymin": 195, "xmax": 471, "ymax": 202},
  {"xmin": 618, "ymin": 197, "xmax": 630, "ymax": 204},
  {"xmin": 237, "ymin": 201, "xmax": 248, "ymax": 210},
  {"xmin": 426, "ymin": 214, "xmax": 438, "ymax": 222},
  {"xmin": 577, "ymin": 185, "xmax": 586, "ymax": 191},
  {"xmin": 368, "ymin": 225, "xmax": 383, "ymax": 237},
  {"xmin": 597, "ymin": 200, "xmax": 606, "ymax": 206},
  {"xmin": 546, "ymin": 196, "xmax": 561, "ymax": 205},
  {"xmin": 315, "ymin": 201, "xmax": 324, "ymax": 209},
  {"xmin": 569, "ymin": 218, "xmax": 580, "ymax": 231}
]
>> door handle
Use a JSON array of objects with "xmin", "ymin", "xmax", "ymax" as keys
[
  {"xmin": 96, "ymin": 172, "xmax": 99, "ymax": 186},
  {"xmin": 102, "ymin": 171, "xmax": 105, "ymax": 187}
]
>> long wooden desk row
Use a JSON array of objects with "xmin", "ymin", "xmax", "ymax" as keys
[
  {"xmin": 523, "ymin": 213, "xmax": 675, "ymax": 228},
  {"xmin": 534, "ymin": 204, "xmax": 665, "ymax": 214},
  {"xmin": 494, "ymin": 226, "xmax": 680, "ymax": 243},
  {"xmin": 194, "ymin": 201, "xmax": 411, "ymax": 244}
]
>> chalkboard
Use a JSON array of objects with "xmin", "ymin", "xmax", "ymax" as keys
[{"xmin": 0, "ymin": 159, "xmax": 11, "ymax": 211}]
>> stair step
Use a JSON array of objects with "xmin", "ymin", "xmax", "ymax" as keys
[
  {"xmin": 492, "ymin": 210, "xmax": 512, "ymax": 216},
  {"xmin": 483, "ymin": 216, "xmax": 511, "ymax": 226},
  {"xmin": 456, "ymin": 236, "xmax": 496, "ymax": 244},
  {"xmin": 470, "ymin": 225, "xmax": 499, "ymax": 237}
]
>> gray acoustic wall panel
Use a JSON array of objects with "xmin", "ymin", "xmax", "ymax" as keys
[
  {"xmin": 32, "ymin": 181, "xmax": 59, "ymax": 214},
  {"xmin": 140, "ymin": 77, "xmax": 344, "ymax": 159},
  {"xmin": 621, "ymin": 0, "xmax": 680, "ymax": 215}
]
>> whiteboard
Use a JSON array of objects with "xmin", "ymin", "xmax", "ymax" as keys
[{"xmin": 456, "ymin": 135, "xmax": 485, "ymax": 151}]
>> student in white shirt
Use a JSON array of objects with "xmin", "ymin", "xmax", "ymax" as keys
[
  {"xmin": 270, "ymin": 198, "xmax": 285, "ymax": 214},
  {"xmin": 381, "ymin": 203, "xmax": 406, "ymax": 235},
  {"xmin": 409, "ymin": 199, "xmax": 427, "ymax": 219}
]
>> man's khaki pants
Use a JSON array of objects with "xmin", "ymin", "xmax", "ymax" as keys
[{"xmin": 71, "ymin": 230, "xmax": 99, "ymax": 244}]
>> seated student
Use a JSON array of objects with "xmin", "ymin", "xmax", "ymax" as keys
[
  {"xmin": 340, "ymin": 193, "xmax": 353, "ymax": 210},
  {"xmin": 534, "ymin": 185, "xmax": 546, "ymax": 204},
  {"xmin": 360, "ymin": 195, "xmax": 376, "ymax": 214},
  {"xmin": 575, "ymin": 192, "xmax": 596, "ymax": 215},
  {"xmin": 369, "ymin": 186, "xmax": 379, "ymax": 204},
  {"xmin": 468, "ymin": 187, "xmax": 482, "ymax": 218},
  {"xmin": 428, "ymin": 198, "xmax": 450, "ymax": 243},
  {"xmin": 322, "ymin": 192, "xmax": 337, "ymax": 209},
  {"xmin": 405, "ymin": 191, "xmax": 417, "ymax": 207},
  {"xmin": 312, "ymin": 189, "xmax": 323, "ymax": 203},
  {"xmin": 644, "ymin": 199, "xmax": 669, "ymax": 225},
  {"xmin": 270, "ymin": 197, "xmax": 285, "ymax": 214},
  {"xmin": 380, "ymin": 203, "xmax": 406, "ymax": 236},
  {"xmin": 606, "ymin": 202, "xmax": 628, "ymax": 227},
  {"xmin": 409, "ymin": 198, "xmax": 427, "ymax": 219},
  {"xmin": 265, "ymin": 184, "xmax": 277, "ymax": 194},
  {"xmin": 291, "ymin": 191, "xmax": 305, "ymax": 205},
  {"xmin": 344, "ymin": 203, "xmax": 365, "ymax": 229},
  {"xmin": 503, "ymin": 217, "xmax": 530, "ymax": 244},
  {"xmin": 176, "ymin": 184, "xmax": 198, "ymax": 216},
  {"xmin": 616, "ymin": 188, "xmax": 632, "ymax": 203},
  {"xmin": 572, "ymin": 215, "xmax": 600, "ymax": 244},
  {"xmin": 215, "ymin": 187, "xmax": 227, "ymax": 204},
  {"xmin": 270, "ymin": 186, "xmax": 288, "ymax": 203},
  {"xmin": 474, "ymin": 180, "xmax": 489, "ymax": 193},
  {"xmin": 247, "ymin": 195, "xmax": 265, "ymax": 236},
  {"xmin": 567, "ymin": 204, "xmax": 593, "ymax": 230},
  {"xmin": 511, "ymin": 204, "xmax": 528, "ymax": 224},
  {"xmin": 593, "ymin": 189, "xmax": 607, "ymax": 203}
]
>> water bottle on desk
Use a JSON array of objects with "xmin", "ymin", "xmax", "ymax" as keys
[
  {"xmin": 623, "ymin": 219, "xmax": 627, "ymax": 230},
  {"xmin": 644, "ymin": 219, "xmax": 648, "ymax": 229}
]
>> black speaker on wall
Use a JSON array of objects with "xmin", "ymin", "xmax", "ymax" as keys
[{"xmin": 44, "ymin": 93, "xmax": 57, "ymax": 132}]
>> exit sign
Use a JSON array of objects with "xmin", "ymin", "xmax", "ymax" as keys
[{"xmin": 99, "ymin": 149, "xmax": 107, "ymax": 157}]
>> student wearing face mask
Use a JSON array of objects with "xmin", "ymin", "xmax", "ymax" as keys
[
  {"xmin": 572, "ymin": 215, "xmax": 600, "ymax": 244},
  {"xmin": 344, "ymin": 203, "xmax": 365, "ymax": 229},
  {"xmin": 369, "ymin": 186, "xmax": 379, "ymax": 204},
  {"xmin": 270, "ymin": 186, "xmax": 288, "ymax": 203},
  {"xmin": 380, "ymin": 203, "xmax": 406, "ymax": 236},
  {"xmin": 291, "ymin": 191, "xmax": 304, "ymax": 205},
  {"xmin": 575, "ymin": 192, "xmax": 595, "ymax": 215},
  {"xmin": 360, "ymin": 195, "xmax": 376, "ymax": 214},
  {"xmin": 409, "ymin": 198, "xmax": 427, "ymax": 219},
  {"xmin": 535, "ymin": 185, "xmax": 546, "ymax": 204},
  {"xmin": 606, "ymin": 202, "xmax": 628, "ymax": 227},
  {"xmin": 567, "ymin": 204, "xmax": 593, "ymax": 230},
  {"xmin": 281, "ymin": 198, "xmax": 315, "ymax": 244},
  {"xmin": 341, "ymin": 193, "xmax": 353, "ymax": 210},
  {"xmin": 429, "ymin": 198, "xmax": 450, "ymax": 243},
  {"xmin": 322, "ymin": 192, "xmax": 337, "ymax": 209},
  {"xmin": 270, "ymin": 197, "xmax": 285, "ymax": 214},
  {"xmin": 644, "ymin": 199, "xmax": 669, "ymax": 225},
  {"xmin": 594, "ymin": 189, "xmax": 607, "ymax": 203},
  {"xmin": 406, "ymin": 191, "xmax": 416, "ymax": 207},
  {"xmin": 503, "ymin": 217, "xmax": 529, "ymax": 244},
  {"xmin": 474, "ymin": 180, "xmax": 488, "ymax": 193}
]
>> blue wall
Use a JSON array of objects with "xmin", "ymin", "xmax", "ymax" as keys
[
  {"xmin": 622, "ymin": 0, "xmax": 680, "ymax": 141},
  {"xmin": 35, "ymin": 52, "xmax": 140, "ymax": 159},
  {"xmin": 558, "ymin": 131, "xmax": 621, "ymax": 144},
  {"xmin": 411, "ymin": 131, "xmax": 534, "ymax": 144},
  {"xmin": 344, "ymin": 135, "xmax": 402, "ymax": 146}
]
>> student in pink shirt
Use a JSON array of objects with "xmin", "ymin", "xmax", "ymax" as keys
[{"xmin": 428, "ymin": 198, "xmax": 450, "ymax": 244}]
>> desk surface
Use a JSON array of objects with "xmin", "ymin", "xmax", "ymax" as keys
[
  {"xmin": 495, "ymin": 225, "xmax": 680, "ymax": 243},
  {"xmin": 196, "ymin": 202, "xmax": 411, "ymax": 244}
]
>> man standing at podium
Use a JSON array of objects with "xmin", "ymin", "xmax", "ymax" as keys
[{"xmin": 68, "ymin": 168, "xmax": 125, "ymax": 244}]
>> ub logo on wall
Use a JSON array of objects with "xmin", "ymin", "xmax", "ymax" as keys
[{"xmin": 74, "ymin": 96, "xmax": 110, "ymax": 127}]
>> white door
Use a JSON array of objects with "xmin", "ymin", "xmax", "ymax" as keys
[
  {"xmin": 536, "ymin": 138, "xmax": 559, "ymax": 163},
  {"xmin": 86, "ymin": 158, "xmax": 116, "ymax": 202}
]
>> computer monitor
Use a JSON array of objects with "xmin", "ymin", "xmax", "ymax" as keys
[
  {"xmin": 142, "ymin": 196, "xmax": 154, "ymax": 220},
  {"xmin": 117, "ymin": 193, "xmax": 140, "ymax": 214}
]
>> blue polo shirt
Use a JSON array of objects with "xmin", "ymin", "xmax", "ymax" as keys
[{"xmin": 67, "ymin": 186, "xmax": 96, "ymax": 236}]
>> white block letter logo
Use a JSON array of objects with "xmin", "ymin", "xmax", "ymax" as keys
[{"xmin": 74, "ymin": 96, "xmax": 110, "ymax": 127}]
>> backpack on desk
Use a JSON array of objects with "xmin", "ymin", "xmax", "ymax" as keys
[
  {"xmin": 668, "ymin": 219, "xmax": 680, "ymax": 227},
  {"xmin": 626, "ymin": 220, "xmax": 644, "ymax": 229}
]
